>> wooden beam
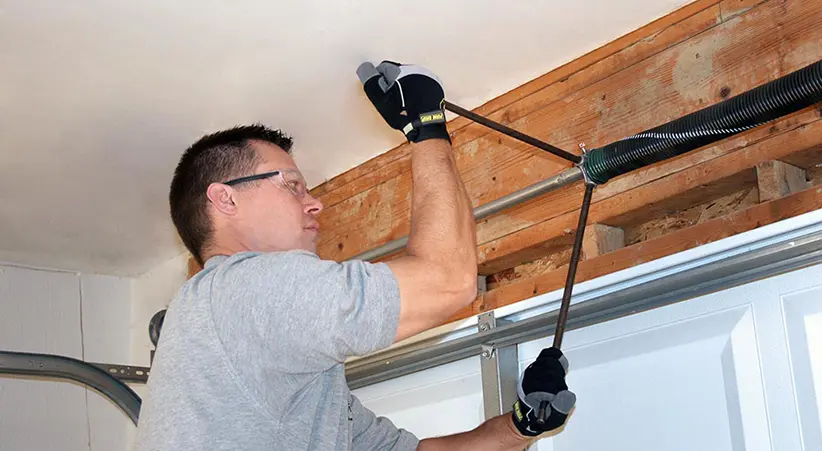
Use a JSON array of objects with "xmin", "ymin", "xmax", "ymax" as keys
[
  {"xmin": 719, "ymin": 0, "xmax": 768, "ymax": 22},
  {"xmin": 454, "ymin": 183, "xmax": 822, "ymax": 321},
  {"xmin": 810, "ymin": 166, "xmax": 822, "ymax": 186},
  {"xmin": 473, "ymin": 106, "xmax": 819, "ymax": 255},
  {"xmin": 623, "ymin": 185, "xmax": 758, "ymax": 245},
  {"xmin": 779, "ymin": 140, "xmax": 822, "ymax": 170},
  {"xmin": 756, "ymin": 160, "xmax": 809, "ymax": 202},
  {"xmin": 477, "ymin": 115, "xmax": 822, "ymax": 273},
  {"xmin": 582, "ymin": 224, "xmax": 625, "ymax": 259}
]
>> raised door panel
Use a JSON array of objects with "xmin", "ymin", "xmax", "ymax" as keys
[
  {"xmin": 783, "ymin": 285, "xmax": 822, "ymax": 450},
  {"xmin": 521, "ymin": 299, "xmax": 770, "ymax": 450},
  {"xmin": 353, "ymin": 357, "xmax": 484, "ymax": 440}
]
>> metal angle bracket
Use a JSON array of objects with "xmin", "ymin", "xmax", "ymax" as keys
[
  {"xmin": 480, "ymin": 343, "xmax": 495, "ymax": 359},
  {"xmin": 92, "ymin": 363, "xmax": 151, "ymax": 383},
  {"xmin": 477, "ymin": 277, "xmax": 493, "ymax": 360},
  {"xmin": 477, "ymin": 311, "xmax": 520, "ymax": 420},
  {"xmin": 477, "ymin": 310, "xmax": 500, "ymax": 358}
]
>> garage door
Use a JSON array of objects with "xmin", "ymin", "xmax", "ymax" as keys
[{"xmin": 352, "ymin": 212, "xmax": 822, "ymax": 450}]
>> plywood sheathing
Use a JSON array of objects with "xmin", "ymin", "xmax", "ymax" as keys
[{"xmin": 469, "ymin": 184, "xmax": 822, "ymax": 319}]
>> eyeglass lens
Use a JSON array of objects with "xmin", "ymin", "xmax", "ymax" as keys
[{"xmin": 281, "ymin": 170, "xmax": 307, "ymax": 198}]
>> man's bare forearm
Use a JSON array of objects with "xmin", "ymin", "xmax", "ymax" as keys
[
  {"xmin": 388, "ymin": 137, "xmax": 479, "ymax": 340},
  {"xmin": 406, "ymin": 138, "xmax": 476, "ymax": 275},
  {"xmin": 417, "ymin": 414, "xmax": 535, "ymax": 451}
]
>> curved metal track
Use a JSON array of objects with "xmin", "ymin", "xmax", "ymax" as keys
[{"xmin": 0, "ymin": 350, "xmax": 142, "ymax": 425}]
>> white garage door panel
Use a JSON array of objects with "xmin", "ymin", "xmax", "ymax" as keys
[
  {"xmin": 353, "ymin": 357, "xmax": 485, "ymax": 440},
  {"xmin": 783, "ymin": 285, "xmax": 822, "ymax": 450},
  {"xmin": 522, "ymin": 303, "xmax": 769, "ymax": 451}
]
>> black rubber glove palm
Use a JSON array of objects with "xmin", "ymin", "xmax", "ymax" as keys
[
  {"xmin": 512, "ymin": 347, "xmax": 576, "ymax": 436},
  {"xmin": 356, "ymin": 61, "xmax": 450, "ymax": 143}
]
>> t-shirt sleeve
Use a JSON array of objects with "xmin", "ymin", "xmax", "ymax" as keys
[
  {"xmin": 350, "ymin": 395, "xmax": 419, "ymax": 451},
  {"xmin": 210, "ymin": 250, "xmax": 402, "ymax": 372}
]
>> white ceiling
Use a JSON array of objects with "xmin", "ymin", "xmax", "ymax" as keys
[{"xmin": 0, "ymin": 0, "xmax": 694, "ymax": 276}]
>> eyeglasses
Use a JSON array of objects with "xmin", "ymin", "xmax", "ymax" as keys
[{"xmin": 223, "ymin": 168, "xmax": 308, "ymax": 198}]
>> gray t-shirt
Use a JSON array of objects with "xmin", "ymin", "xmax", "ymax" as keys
[{"xmin": 134, "ymin": 250, "xmax": 419, "ymax": 450}]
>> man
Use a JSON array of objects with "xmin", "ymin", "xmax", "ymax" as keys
[{"xmin": 135, "ymin": 61, "xmax": 575, "ymax": 450}]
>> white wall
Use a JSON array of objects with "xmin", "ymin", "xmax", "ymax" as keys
[
  {"xmin": 0, "ymin": 263, "xmax": 133, "ymax": 451},
  {"xmin": 129, "ymin": 253, "xmax": 189, "ymax": 373},
  {"xmin": 81, "ymin": 273, "xmax": 135, "ymax": 451},
  {"xmin": 126, "ymin": 252, "xmax": 189, "ymax": 449},
  {"xmin": 0, "ymin": 251, "xmax": 191, "ymax": 451}
]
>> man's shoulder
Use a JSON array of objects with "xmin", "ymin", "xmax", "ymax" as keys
[
  {"xmin": 205, "ymin": 250, "xmax": 342, "ymax": 291},
  {"xmin": 224, "ymin": 249, "xmax": 322, "ymax": 264},
  {"xmin": 205, "ymin": 250, "xmax": 397, "ymax": 300},
  {"xmin": 210, "ymin": 250, "xmax": 325, "ymax": 276}
]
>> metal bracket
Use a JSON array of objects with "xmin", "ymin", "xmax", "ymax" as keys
[
  {"xmin": 478, "ymin": 311, "xmax": 519, "ymax": 420},
  {"xmin": 480, "ymin": 343, "xmax": 494, "ymax": 359},
  {"xmin": 477, "ymin": 275, "xmax": 488, "ymax": 296},
  {"xmin": 576, "ymin": 142, "xmax": 598, "ymax": 187},
  {"xmin": 92, "ymin": 363, "xmax": 151, "ymax": 383}
]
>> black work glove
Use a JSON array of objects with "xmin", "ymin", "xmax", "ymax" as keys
[
  {"xmin": 512, "ymin": 347, "xmax": 576, "ymax": 436},
  {"xmin": 356, "ymin": 60, "xmax": 450, "ymax": 143}
]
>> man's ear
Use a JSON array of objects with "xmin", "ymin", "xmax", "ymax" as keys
[{"xmin": 206, "ymin": 183, "xmax": 238, "ymax": 216}]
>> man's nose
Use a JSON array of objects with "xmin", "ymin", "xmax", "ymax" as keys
[{"xmin": 304, "ymin": 193, "xmax": 323, "ymax": 216}]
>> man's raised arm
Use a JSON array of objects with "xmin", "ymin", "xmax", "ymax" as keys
[{"xmin": 358, "ymin": 61, "xmax": 477, "ymax": 342}]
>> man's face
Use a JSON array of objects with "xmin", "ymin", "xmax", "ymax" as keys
[{"xmin": 229, "ymin": 141, "xmax": 324, "ymax": 254}]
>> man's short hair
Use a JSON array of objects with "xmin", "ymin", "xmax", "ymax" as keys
[{"xmin": 169, "ymin": 124, "xmax": 293, "ymax": 265}]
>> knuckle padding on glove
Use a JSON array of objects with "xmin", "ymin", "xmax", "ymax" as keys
[
  {"xmin": 551, "ymin": 390, "xmax": 576, "ymax": 414},
  {"xmin": 393, "ymin": 64, "xmax": 444, "ymax": 87},
  {"xmin": 375, "ymin": 62, "xmax": 402, "ymax": 91},
  {"xmin": 356, "ymin": 62, "xmax": 381, "ymax": 85}
]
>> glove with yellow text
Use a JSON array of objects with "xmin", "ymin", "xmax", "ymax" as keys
[{"xmin": 357, "ymin": 60, "xmax": 449, "ymax": 143}]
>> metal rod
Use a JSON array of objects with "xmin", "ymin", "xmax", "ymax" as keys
[
  {"xmin": 536, "ymin": 401, "xmax": 550, "ymax": 425},
  {"xmin": 345, "ymin": 223, "xmax": 822, "ymax": 389},
  {"xmin": 443, "ymin": 100, "xmax": 581, "ymax": 164},
  {"xmin": 352, "ymin": 167, "xmax": 583, "ymax": 261},
  {"xmin": 553, "ymin": 183, "xmax": 594, "ymax": 349},
  {"xmin": 0, "ymin": 350, "xmax": 142, "ymax": 425}
]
